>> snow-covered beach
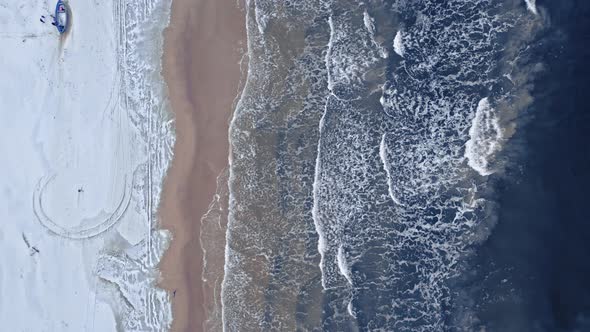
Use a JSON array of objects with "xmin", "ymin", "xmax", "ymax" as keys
[{"xmin": 0, "ymin": 0, "xmax": 174, "ymax": 330}]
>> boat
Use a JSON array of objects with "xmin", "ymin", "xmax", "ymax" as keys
[{"xmin": 54, "ymin": 0, "xmax": 69, "ymax": 34}]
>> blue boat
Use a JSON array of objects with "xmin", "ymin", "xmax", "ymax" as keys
[{"xmin": 53, "ymin": 0, "xmax": 68, "ymax": 34}]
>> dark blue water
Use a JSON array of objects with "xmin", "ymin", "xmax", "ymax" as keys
[{"xmin": 466, "ymin": 1, "xmax": 590, "ymax": 331}]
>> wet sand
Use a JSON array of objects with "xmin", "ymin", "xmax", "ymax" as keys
[{"xmin": 158, "ymin": 0, "xmax": 246, "ymax": 330}]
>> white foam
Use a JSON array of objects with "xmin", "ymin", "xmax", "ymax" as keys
[
  {"xmin": 325, "ymin": 15, "xmax": 335, "ymax": 91},
  {"xmin": 324, "ymin": 13, "xmax": 384, "ymax": 99},
  {"xmin": 222, "ymin": 0, "xmax": 256, "ymax": 328},
  {"xmin": 465, "ymin": 97, "xmax": 503, "ymax": 176},
  {"xmin": 379, "ymin": 134, "xmax": 403, "ymax": 205},
  {"xmin": 347, "ymin": 300, "xmax": 356, "ymax": 317},
  {"xmin": 336, "ymin": 245, "xmax": 353, "ymax": 285},
  {"xmin": 311, "ymin": 102, "xmax": 328, "ymax": 290},
  {"xmin": 524, "ymin": 0, "xmax": 538, "ymax": 15},
  {"xmin": 309, "ymin": 15, "xmax": 337, "ymax": 291},
  {"xmin": 364, "ymin": 10, "xmax": 388, "ymax": 59},
  {"xmin": 254, "ymin": 3, "xmax": 268, "ymax": 35},
  {"xmin": 363, "ymin": 10, "xmax": 376, "ymax": 36},
  {"xmin": 393, "ymin": 30, "xmax": 405, "ymax": 57}
]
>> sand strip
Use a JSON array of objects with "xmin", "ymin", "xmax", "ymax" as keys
[{"xmin": 158, "ymin": 0, "xmax": 246, "ymax": 330}]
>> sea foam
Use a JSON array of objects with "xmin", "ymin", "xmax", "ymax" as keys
[
  {"xmin": 312, "ymin": 104, "xmax": 328, "ymax": 290},
  {"xmin": 364, "ymin": 10, "xmax": 388, "ymax": 59},
  {"xmin": 336, "ymin": 245, "xmax": 353, "ymax": 285},
  {"xmin": 465, "ymin": 97, "xmax": 503, "ymax": 176},
  {"xmin": 524, "ymin": 0, "xmax": 538, "ymax": 15},
  {"xmin": 393, "ymin": 30, "xmax": 405, "ymax": 57},
  {"xmin": 379, "ymin": 133, "xmax": 402, "ymax": 206}
]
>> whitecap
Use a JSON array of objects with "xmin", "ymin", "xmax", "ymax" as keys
[
  {"xmin": 379, "ymin": 133, "xmax": 403, "ymax": 206},
  {"xmin": 393, "ymin": 30, "xmax": 404, "ymax": 57},
  {"xmin": 363, "ymin": 10, "xmax": 376, "ymax": 36},
  {"xmin": 336, "ymin": 245, "xmax": 353, "ymax": 285},
  {"xmin": 254, "ymin": 2, "xmax": 269, "ymax": 35},
  {"xmin": 347, "ymin": 300, "xmax": 356, "ymax": 318},
  {"xmin": 524, "ymin": 0, "xmax": 538, "ymax": 15},
  {"xmin": 363, "ymin": 10, "xmax": 388, "ymax": 59},
  {"xmin": 465, "ymin": 97, "xmax": 503, "ymax": 176},
  {"xmin": 312, "ymin": 101, "xmax": 329, "ymax": 290}
]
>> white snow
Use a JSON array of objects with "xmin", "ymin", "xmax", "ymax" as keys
[{"xmin": 0, "ymin": 0, "xmax": 173, "ymax": 330}]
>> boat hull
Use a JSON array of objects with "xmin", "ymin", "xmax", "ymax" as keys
[{"xmin": 54, "ymin": 1, "xmax": 68, "ymax": 34}]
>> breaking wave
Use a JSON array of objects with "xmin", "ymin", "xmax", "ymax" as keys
[{"xmin": 465, "ymin": 97, "xmax": 503, "ymax": 176}]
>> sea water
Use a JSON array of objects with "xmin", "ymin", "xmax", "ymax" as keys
[{"xmin": 221, "ymin": 0, "xmax": 550, "ymax": 330}]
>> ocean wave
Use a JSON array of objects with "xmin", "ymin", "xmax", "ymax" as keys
[
  {"xmin": 393, "ymin": 30, "xmax": 405, "ymax": 57},
  {"xmin": 222, "ymin": 0, "xmax": 542, "ymax": 330},
  {"xmin": 465, "ymin": 97, "xmax": 503, "ymax": 176},
  {"xmin": 223, "ymin": 0, "xmax": 332, "ymax": 330},
  {"xmin": 525, "ymin": 0, "xmax": 538, "ymax": 15}
]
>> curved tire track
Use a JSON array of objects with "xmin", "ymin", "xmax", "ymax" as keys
[{"xmin": 32, "ymin": 173, "xmax": 133, "ymax": 239}]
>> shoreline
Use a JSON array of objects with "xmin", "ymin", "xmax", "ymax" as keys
[{"xmin": 158, "ymin": 0, "xmax": 246, "ymax": 330}]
